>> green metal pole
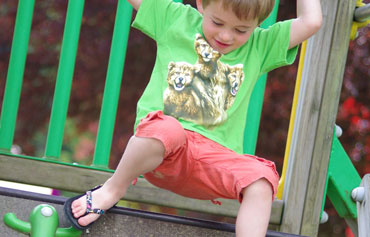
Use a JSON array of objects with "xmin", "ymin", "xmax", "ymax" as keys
[
  {"xmin": 243, "ymin": 0, "xmax": 280, "ymax": 155},
  {"xmin": 0, "ymin": 0, "xmax": 35, "ymax": 152},
  {"xmin": 44, "ymin": 0, "xmax": 85, "ymax": 159},
  {"xmin": 92, "ymin": 0, "xmax": 132, "ymax": 167}
]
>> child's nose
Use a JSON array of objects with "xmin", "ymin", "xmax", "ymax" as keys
[{"xmin": 219, "ymin": 30, "xmax": 232, "ymax": 42}]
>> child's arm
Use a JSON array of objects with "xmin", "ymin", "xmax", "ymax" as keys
[
  {"xmin": 289, "ymin": 0, "xmax": 323, "ymax": 49},
  {"xmin": 127, "ymin": 0, "xmax": 142, "ymax": 11}
]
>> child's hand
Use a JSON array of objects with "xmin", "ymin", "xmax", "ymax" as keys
[{"xmin": 127, "ymin": 0, "xmax": 142, "ymax": 11}]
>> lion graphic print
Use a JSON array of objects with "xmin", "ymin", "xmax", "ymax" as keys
[{"xmin": 163, "ymin": 34, "xmax": 244, "ymax": 127}]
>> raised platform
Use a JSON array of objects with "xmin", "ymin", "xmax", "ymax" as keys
[
  {"xmin": 0, "ymin": 154, "xmax": 284, "ymax": 224},
  {"xmin": 0, "ymin": 187, "xmax": 303, "ymax": 237}
]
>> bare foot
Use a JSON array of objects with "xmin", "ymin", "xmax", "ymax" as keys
[{"xmin": 71, "ymin": 186, "xmax": 118, "ymax": 227}]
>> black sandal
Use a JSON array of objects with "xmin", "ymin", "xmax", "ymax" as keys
[{"xmin": 63, "ymin": 185, "xmax": 105, "ymax": 230}]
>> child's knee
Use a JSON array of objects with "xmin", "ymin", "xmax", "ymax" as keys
[
  {"xmin": 242, "ymin": 178, "xmax": 273, "ymax": 199},
  {"xmin": 129, "ymin": 136, "xmax": 165, "ymax": 152},
  {"xmin": 136, "ymin": 113, "xmax": 187, "ymax": 155},
  {"xmin": 161, "ymin": 116, "xmax": 187, "ymax": 151}
]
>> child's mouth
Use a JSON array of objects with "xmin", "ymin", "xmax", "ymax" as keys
[{"xmin": 215, "ymin": 40, "xmax": 230, "ymax": 49}]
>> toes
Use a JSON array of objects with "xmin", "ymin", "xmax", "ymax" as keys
[
  {"xmin": 71, "ymin": 197, "xmax": 87, "ymax": 218},
  {"xmin": 78, "ymin": 213, "xmax": 99, "ymax": 227},
  {"xmin": 69, "ymin": 188, "xmax": 109, "ymax": 227},
  {"xmin": 71, "ymin": 198, "xmax": 80, "ymax": 208},
  {"xmin": 73, "ymin": 207, "xmax": 85, "ymax": 218}
]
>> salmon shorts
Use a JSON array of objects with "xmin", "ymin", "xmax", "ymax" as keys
[{"xmin": 135, "ymin": 111, "xmax": 279, "ymax": 203}]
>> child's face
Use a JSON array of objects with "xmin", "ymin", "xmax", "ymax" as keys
[{"xmin": 197, "ymin": 0, "xmax": 258, "ymax": 54}]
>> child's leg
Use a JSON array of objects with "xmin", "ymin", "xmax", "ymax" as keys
[
  {"xmin": 236, "ymin": 178, "xmax": 273, "ymax": 237},
  {"xmin": 71, "ymin": 135, "xmax": 165, "ymax": 227}
]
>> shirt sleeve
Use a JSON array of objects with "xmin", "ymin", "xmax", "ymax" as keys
[
  {"xmin": 253, "ymin": 20, "xmax": 299, "ymax": 73},
  {"xmin": 132, "ymin": 0, "xmax": 185, "ymax": 41}
]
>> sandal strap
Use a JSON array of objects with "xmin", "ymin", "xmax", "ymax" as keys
[{"xmin": 85, "ymin": 190, "xmax": 104, "ymax": 215}]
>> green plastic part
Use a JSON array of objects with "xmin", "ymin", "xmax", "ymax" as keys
[
  {"xmin": 3, "ymin": 204, "xmax": 82, "ymax": 237},
  {"xmin": 4, "ymin": 213, "xmax": 31, "ymax": 233},
  {"xmin": 326, "ymin": 136, "xmax": 361, "ymax": 218},
  {"xmin": 243, "ymin": 0, "xmax": 280, "ymax": 155},
  {"xmin": 56, "ymin": 226, "xmax": 83, "ymax": 237},
  {"xmin": 29, "ymin": 204, "xmax": 59, "ymax": 236}
]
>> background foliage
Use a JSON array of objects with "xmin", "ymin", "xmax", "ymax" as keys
[{"xmin": 0, "ymin": 0, "xmax": 369, "ymax": 235}]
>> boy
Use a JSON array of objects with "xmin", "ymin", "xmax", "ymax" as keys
[{"xmin": 65, "ymin": 0, "xmax": 322, "ymax": 236}]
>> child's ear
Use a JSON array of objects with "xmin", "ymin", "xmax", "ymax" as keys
[{"xmin": 196, "ymin": 0, "xmax": 204, "ymax": 14}]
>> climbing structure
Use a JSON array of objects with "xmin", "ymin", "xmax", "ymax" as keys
[{"xmin": 0, "ymin": 0, "xmax": 369, "ymax": 236}]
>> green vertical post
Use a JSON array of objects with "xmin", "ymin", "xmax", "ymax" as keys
[
  {"xmin": 44, "ymin": 0, "xmax": 85, "ymax": 159},
  {"xmin": 92, "ymin": 0, "xmax": 133, "ymax": 167},
  {"xmin": 0, "ymin": 0, "xmax": 35, "ymax": 152},
  {"xmin": 243, "ymin": 0, "xmax": 280, "ymax": 155}
]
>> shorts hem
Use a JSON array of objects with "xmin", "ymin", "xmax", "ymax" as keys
[{"xmin": 236, "ymin": 174, "xmax": 279, "ymax": 203}]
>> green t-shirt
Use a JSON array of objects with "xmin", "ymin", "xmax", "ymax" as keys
[{"xmin": 132, "ymin": 0, "xmax": 298, "ymax": 154}]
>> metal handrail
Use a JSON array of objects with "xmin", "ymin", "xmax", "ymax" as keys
[{"xmin": 354, "ymin": 3, "xmax": 370, "ymax": 22}]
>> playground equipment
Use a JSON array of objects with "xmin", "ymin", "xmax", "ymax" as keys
[
  {"xmin": 0, "ymin": 186, "xmax": 301, "ymax": 237},
  {"xmin": 4, "ymin": 203, "xmax": 81, "ymax": 237},
  {"xmin": 0, "ymin": 0, "xmax": 369, "ymax": 236}
]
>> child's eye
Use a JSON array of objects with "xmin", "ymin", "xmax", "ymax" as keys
[
  {"xmin": 235, "ymin": 29, "xmax": 247, "ymax": 34},
  {"xmin": 212, "ymin": 20, "xmax": 223, "ymax": 26}
]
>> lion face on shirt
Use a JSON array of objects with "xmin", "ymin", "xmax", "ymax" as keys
[
  {"xmin": 194, "ymin": 34, "xmax": 222, "ymax": 80},
  {"xmin": 194, "ymin": 34, "xmax": 221, "ymax": 64},
  {"xmin": 167, "ymin": 61, "xmax": 194, "ymax": 91},
  {"xmin": 163, "ymin": 62, "xmax": 204, "ymax": 121},
  {"xmin": 224, "ymin": 64, "xmax": 244, "ymax": 110}
]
